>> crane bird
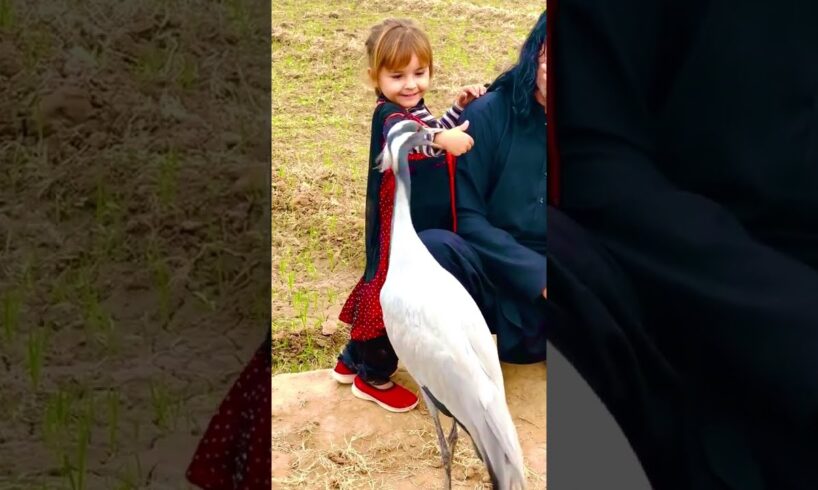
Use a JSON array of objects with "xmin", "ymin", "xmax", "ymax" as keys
[{"xmin": 378, "ymin": 120, "xmax": 527, "ymax": 490}]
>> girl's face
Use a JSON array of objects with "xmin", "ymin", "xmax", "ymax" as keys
[{"xmin": 376, "ymin": 54, "xmax": 430, "ymax": 109}]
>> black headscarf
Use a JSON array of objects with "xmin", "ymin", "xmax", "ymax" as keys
[{"xmin": 487, "ymin": 10, "xmax": 547, "ymax": 119}]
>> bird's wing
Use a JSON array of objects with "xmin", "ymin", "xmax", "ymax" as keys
[
  {"xmin": 381, "ymin": 284, "xmax": 497, "ymax": 412},
  {"xmin": 431, "ymin": 266, "xmax": 506, "ymax": 390},
  {"xmin": 380, "ymin": 266, "xmax": 504, "ymax": 406},
  {"xmin": 381, "ymin": 287, "xmax": 525, "ymax": 485}
]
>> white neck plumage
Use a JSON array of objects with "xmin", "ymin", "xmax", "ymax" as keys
[{"xmin": 382, "ymin": 127, "xmax": 427, "ymax": 265}]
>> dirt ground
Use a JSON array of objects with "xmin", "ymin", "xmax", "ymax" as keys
[
  {"xmin": 1, "ymin": 1, "xmax": 268, "ymax": 488},
  {"xmin": 272, "ymin": 362, "xmax": 547, "ymax": 489}
]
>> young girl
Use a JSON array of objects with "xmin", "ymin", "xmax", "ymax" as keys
[{"xmin": 331, "ymin": 18, "xmax": 486, "ymax": 412}]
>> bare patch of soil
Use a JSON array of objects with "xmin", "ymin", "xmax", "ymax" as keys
[{"xmin": 272, "ymin": 362, "xmax": 547, "ymax": 489}]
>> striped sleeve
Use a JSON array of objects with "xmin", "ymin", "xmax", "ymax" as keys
[
  {"xmin": 408, "ymin": 103, "xmax": 464, "ymax": 157},
  {"xmin": 438, "ymin": 103, "xmax": 464, "ymax": 129}
]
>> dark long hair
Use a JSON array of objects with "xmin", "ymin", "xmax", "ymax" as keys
[{"xmin": 487, "ymin": 10, "xmax": 546, "ymax": 118}]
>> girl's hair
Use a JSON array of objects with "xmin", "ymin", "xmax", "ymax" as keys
[
  {"xmin": 487, "ymin": 11, "xmax": 547, "ymax": 118},
  {"xmin": 365, "ymin": 19, "xmax": 433, "ymax": 95}
]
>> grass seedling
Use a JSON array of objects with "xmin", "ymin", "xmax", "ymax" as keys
[
  {"xmin": 22, "ymin": 29, "xmax": 53, "ymax": 70},
  {"xmin": 66, "ymin": 397, "xmax": 93, "ymax": 490},
  {"xmin": 43, "ymin": 389, "xmax": 74, "ymax": 462},
  {"xmin": 286, "ymin": 271, "xmax": 295, "ymax": 296},
  {"xmin": 0, "ymin": 0, "xmax": 15, "ymax": 30},
  {"xmin": 92, "ymin": 177, "xmax": 126, "ymax": 260},
  {"xmin": 305, "ymin": 259, "xmax": 318, "ymax": 280},
  {"xmin": 146, "ymin": 238, "xmax": 172, "ymax": 325},
  {"xmin": 226, "ymin": 0, "xmax": 252, "ymax": 39},
  {"xmin": 75, "ymin": 271, "xmax": 115, "ymax": 347},
  {"xmin": 27, "ymin": 327, "xmax": 47, "ymax": 390},
  {"xmin": 298, "ymin": 293, "xmax": 309, "ymax": 330},
  {"xmin": 135, "ymin": 45, "xmax": 166, "ymax": 84},
  {"xmin": 94, "ymin": 176, "xmax": 113, "ymax": 224},
  {"xmin": 278, "ymin": 257, "xmax": 289, "ymax": 281},
  {"xmin": 157, "ymin": 150, "xmax": 179, "ymax": 210},
  {"xmin": 308, "ymin": 290, "xmax": 319, "ymax": 312},
  {"xmin": 150, "ymin": 380, "xmax": 178, "ymax": 433},
  {"xmin": 292, "ymin": 290, "xmax": 310, "ymax": 330},
  {"xmin": 175, "ymin": 55, "xmax": 199, "ymax": 90},
  {"xmin": 150, "ymin": 380, "xmax": 169, "ymax": 431}
]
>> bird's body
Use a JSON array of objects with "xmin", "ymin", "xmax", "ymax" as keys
[{"xmin": 378, "ymin": 120, "xmax": 526, "ymax": 489}]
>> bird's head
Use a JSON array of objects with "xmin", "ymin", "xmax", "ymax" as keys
[{"xmin": 377, "ymin": 120, "xmax": 444, "ymax": 173}]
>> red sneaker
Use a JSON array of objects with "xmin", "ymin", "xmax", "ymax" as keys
[
  {"xmin": 330, "ymin": 360, "xmax": 356, "ymax": 384},
  {"xmin": 351, "ymin": 375, "xmax": 419, "ymax": 413}
]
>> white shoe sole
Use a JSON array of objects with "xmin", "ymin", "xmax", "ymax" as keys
[
  {"xmin": 351, "ymin": 383, "xmax": 418, "ymax": 413},
  {"xmin": 330, "ymin": 370, "xmax": 356, "ymax": 384}
]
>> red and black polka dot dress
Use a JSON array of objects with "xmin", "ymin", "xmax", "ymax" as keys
[
  {"xmin": 339, "ymin": 169, "xmax": 396, "ymax": 341},
  {"xmin": 186, "ymin": 340, "xmax": 271, "ymax": 490},
  {"xmin": 340, "ymin": 100, "xmax": 459, "ymax": 343}
]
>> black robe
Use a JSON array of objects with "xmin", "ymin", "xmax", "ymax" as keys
[{"xmin": 549, "ymin": 0, "xmax": 818, "ymax": 488}]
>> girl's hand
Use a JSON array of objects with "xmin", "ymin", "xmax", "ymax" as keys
[
  {"xmin": 455, "ymin": 84, "xmax": 487, "ymax": 108},
  {"xmin": 434, "ymin": 121, "xmax": 473, "ymax": 156}
]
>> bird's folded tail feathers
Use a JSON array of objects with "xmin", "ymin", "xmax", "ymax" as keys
[{"xmin": 473, "ymin": 390, "xmax": 527, "ymax": 490}]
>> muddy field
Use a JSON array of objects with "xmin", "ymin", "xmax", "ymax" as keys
[
  {"xmin": 1, "ymin": 1, "xmax": 268, "ymax": 487},
  {"xmin": 0, "ymin": 0, "xmax": 545, "ymax": 488}
]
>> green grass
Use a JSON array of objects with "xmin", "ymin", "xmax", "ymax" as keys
[
  {"xmin": 2, "ymin": 287, "xmax": 22, "ymax": 342},
  {"xmin": 271, "ymin": 0, "xmax": 543, "ymax": 373},
  {"xmin": 26, "ymin": 326, "xmax": 47, "ymax": 390},
  {"xmin": 42, "ymin": 392, "xmax": 95, "ymax": 490},
  {"xmin": 0, "ymin": 0, "xmax": 15, "ymax": 30},
  {"xmin": 149, "ymin": 380, "xmax": 181, "ymax": 434}
]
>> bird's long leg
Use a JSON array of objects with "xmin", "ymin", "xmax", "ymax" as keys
[
  {"xmin": 421, "ymin": 389, "xmax": 452, "ymax": 490},
  {"xmin": 447, "ymin": 421, "xmax": 458, "ymax": 471}
]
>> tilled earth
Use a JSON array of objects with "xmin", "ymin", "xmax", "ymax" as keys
[{"xmin": 1, "ymin": 1, "xmax": 269, "ymax": 487}]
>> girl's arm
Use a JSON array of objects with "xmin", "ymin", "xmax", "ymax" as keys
[{"xmin": 406, "ymin": 105, "xmax": 461, "ymax": 157}]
